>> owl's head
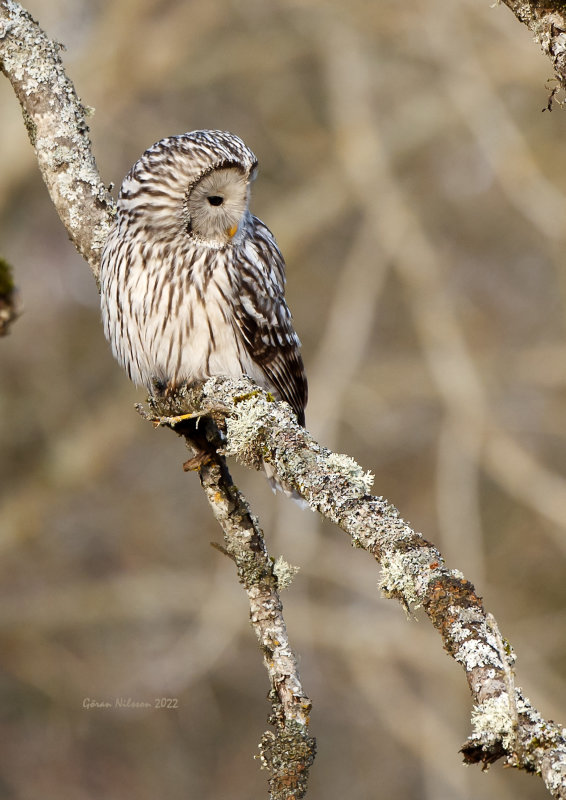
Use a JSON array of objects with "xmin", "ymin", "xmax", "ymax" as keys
[
  {"xmin": 118, "ymin": 130, "xmax": 258, "ymax": 246},
  {"xmin": 185, "ymin": 163, "xmax": 255, "ymax": 244}
]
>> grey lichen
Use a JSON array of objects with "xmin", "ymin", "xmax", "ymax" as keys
[
  {"xmin": 273, "ymin": 556, "xmax": 300, "ymax": 591},
  {"xmin": 323, "ymin": 452, "xmax": 374, "ymax": 496},
  {"xmin": 380, "ymin": 545, "xmax": 441, "ymax": 610},
  {"xmin": 470, "ymin": 694, "xmax": 517, "ymax": 751},
  {"xmin": 223, "ymin": 392, "xmax": 272, "ymax": 468},
  {"xmin": 455, "ymin": 639, "xmax": 504, "ymax": 671},
  {"xmin": 542, "ymin": 746, "xmax": 566, "ymax": 794},
  {"xmin": 258, "ymin": 721, "xmax": 316, "ymax": 799},
  {"xmin": 448, "ymin": 604, "xmax": 485, "ymax": 627}
]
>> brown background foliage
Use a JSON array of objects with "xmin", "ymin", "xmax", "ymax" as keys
[{"xmin": 1, "ymin": 1, "xmax": 566, "ymax": 798}]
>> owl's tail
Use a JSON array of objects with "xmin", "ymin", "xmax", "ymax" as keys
[{"xmin": 263, "ymin": 460, "xmax": 309, "ymax": 509}]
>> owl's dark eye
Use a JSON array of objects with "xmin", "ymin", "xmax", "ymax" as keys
[{"xmin": 207, "ymin": 195, "xmax": 224, "ymax": 206}]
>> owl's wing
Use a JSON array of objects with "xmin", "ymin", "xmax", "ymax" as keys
[
  {"xmin": 235, "ymin": 220, "xmax": 308, "ymax": 426},
  {"xmin": 236, "ymin": 294, "xmax": 308, "ymax": 426}
]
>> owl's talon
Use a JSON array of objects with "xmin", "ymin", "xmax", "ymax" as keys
[
  {"xmin": 152, "ymin": 411, "xmax": 205, "ymax": 428},
  {"xmin": 164, "ymin": 412, "xmax": 197, "ymax": 427}
]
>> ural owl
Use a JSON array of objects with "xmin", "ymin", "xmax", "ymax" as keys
[{"xmin": 100, "ymin": 130, "xmax": 307, "ymax": 426}]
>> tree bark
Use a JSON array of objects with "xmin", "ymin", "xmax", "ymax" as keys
[
  {"xmin": 0, "ymin": 0, "xmax": 114, "ymax": 275},
  {"xmin": 499, "ymin": 0, "xmax": 566, "ymax": 96}
]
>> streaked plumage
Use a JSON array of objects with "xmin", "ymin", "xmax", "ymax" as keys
[{"xmin": 100, "ymin": 130, "xmax": 307, "ymax": 425}]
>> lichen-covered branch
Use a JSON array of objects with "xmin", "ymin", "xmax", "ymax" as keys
[
  {"xmin": 0, "ymin": 0, "xmax": 114, "ymax": 275},
  {"xmin": 499, "ymin": 0, "xmax": 566, "ymax": 94},
  {"xmin": 158, "ymin": 376, "xmax": 566, "ymax": 799},
  {"xmin": 138, "ymin": 402, "xmax": 316, "ymax": 800},
  {"xmin": 197, "ymin": 445, "xmax": 315, "ymax": 799},
  {"xmin": 139, "ymin": 407, "xmax": 316, "ymax": 799}
]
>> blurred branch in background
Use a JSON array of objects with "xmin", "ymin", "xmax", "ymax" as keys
[
  {"xmin": 2, "ymin": 0, "xmax": 566, "ymax": 799},
  {"xmin": 0, "ymin": 255, "xmax": 18, "ymax": 335}
]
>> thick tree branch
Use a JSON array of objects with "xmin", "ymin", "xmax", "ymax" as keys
[
  {"xmin": 0, "ymin": 0, "xmax": 114, "ymax": 274},
  {"xmin": 149, "ymin": 376, "xmax": 566, "ymax": 799},
  {"xmin": 499, "ymin": 0, "xmax": 566, "ymax": 94}
]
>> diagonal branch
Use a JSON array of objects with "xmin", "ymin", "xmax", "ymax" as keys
[
  {"xmin": 196, "ymin": 445, "xmax": 315, "ymax": 799},
  {"xmin": 498, "ymin": 0, "xmax": 566, "ymax": 95},
  {"xmin": 160, "ymin": 375, "xmax": 566, "ymax": 799},
  {"xmin": 0, "ymin": 0, "xmax": 114, "ymax": 274}
]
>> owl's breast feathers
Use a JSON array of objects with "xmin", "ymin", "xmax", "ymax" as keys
[{"xmin": 100, "ymin": 213, "xmax": 307, "ymax": 425}]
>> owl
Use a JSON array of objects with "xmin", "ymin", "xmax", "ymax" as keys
[{"xmin": 99, "ymin": 130, "xmax": 307, "ymax": 427}]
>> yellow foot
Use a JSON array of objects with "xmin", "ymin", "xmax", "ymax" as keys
[{"xmin": 153, "ymin": 411, "xmax": 203, "ymax": 429}]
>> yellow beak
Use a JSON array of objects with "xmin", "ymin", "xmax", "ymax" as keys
[{"xmin": 226, "ymin": 224, "xmax": 238, "ymax": 238}]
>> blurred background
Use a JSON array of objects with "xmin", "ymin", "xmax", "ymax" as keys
[{"xmin": 1, "ymin": 0, "xmax": 566, "ymax": 797}]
